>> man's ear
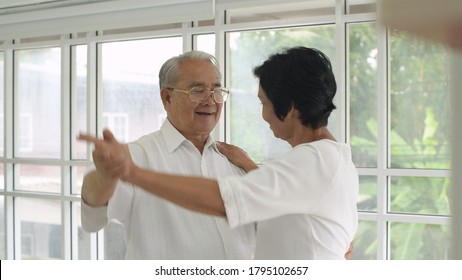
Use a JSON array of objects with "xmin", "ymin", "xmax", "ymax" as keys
[{"xmin": 160, "ymin": 88, "xmax": 171, "ymax": 106}]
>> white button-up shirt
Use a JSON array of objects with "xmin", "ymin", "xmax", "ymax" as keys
[{"xmin": 82, "ymin": 120, "xmax": 256, "ymax": 259}]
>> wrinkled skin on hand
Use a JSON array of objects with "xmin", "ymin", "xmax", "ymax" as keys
[
  {"xmin": 216, "ymin": 141, "xmax": 258, "ymax": 172},
  {"xmin": 78, "ymin": 129, "xmax": 134, "ymax": 181}
]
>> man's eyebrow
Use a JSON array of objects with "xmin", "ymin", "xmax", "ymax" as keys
[
  {"xmin": 189, "ymin": 81, "xmax": 222, "ymax": 87},
  {"xmin": 190, "ymin": 81, "xmax": 204, "ymax": 87}
]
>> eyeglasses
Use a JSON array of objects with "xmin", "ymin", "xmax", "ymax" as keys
[{"xmin": 167, "ymin": 86, "xmax": 230, "ymax": 103}]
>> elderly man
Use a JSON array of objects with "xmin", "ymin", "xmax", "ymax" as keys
[{"xmin": 80, "ymin": 51, "xmax": 256, "ymax": 259}]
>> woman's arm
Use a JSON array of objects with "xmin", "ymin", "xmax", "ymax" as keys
[
  {"xmin": 78, "ymin": 129, "xmax": 227, "ymax": 217},
  {"xmin": 126, "ymin": 165, "xmax": 226, "ymax": 217}
]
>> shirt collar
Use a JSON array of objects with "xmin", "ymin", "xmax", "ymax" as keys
[{"xmin": 160, "ymin": 118, "xmax": 219, "ymax": 154}]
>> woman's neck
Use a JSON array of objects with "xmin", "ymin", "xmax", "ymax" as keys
[{"xmin": 290, "ymin": 126, "xmax": 335, "ymax": 147}]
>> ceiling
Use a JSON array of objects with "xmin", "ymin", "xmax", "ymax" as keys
[
  {"xmin": 0, "ymin": 0, "xmax": 215, "ymax": 39},
  {"xmin": 0, "ymin": 0, "xmax": 112, "ymax": 15}
]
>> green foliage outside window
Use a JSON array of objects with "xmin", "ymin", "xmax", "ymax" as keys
[{"xmin": 349, "ymin": 27, "xmax": 451, "ymax": 260}]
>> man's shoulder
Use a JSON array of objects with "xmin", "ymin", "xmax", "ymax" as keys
[
  {"xmin": 210, "ymin": 150, "xmax": 247, "ymax": 176},
  {"xmin": 128, "ymin": 130, "xmax": 164, "ymax": 154},
  {"xmin": 131, "ymin": 130, "xmax": 162, "ymax": 145}
]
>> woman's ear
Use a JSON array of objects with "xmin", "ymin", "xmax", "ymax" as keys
[{"xmin": 286, "ymin": 105, "xmax": 297, "ymax": 119}]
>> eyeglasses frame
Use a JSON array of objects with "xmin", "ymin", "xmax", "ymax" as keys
[{"xmin": 166, "ymin": 86, "xmax": 230, "ymax": 103}]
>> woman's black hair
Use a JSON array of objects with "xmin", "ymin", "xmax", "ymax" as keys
[{"xmin": 253, "ymin": 46, "xmax": 337, "ymax": 129}]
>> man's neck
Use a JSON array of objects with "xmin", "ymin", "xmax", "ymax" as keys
[{"xmin": 188, "ymin": 135, "xmax": 209, "ymax": 154}]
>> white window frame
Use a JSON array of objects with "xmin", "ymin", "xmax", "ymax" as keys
[{"xmin": 0, "ymin": 0, "xmax": 454, "ymax": 260}]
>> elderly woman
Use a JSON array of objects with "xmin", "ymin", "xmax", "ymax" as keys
[{"xmin": 79, "ymin": 47, "xmax": 359, "ymax": 259}]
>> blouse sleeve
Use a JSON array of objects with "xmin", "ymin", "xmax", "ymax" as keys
[{"xmin": 218, "ymin": 144, "xmax": 340, "ymax": 228}]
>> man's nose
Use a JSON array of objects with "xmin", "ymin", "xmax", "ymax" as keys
[{"xmin": 201, "ymin": 91, "xmax": 216, "ymax": 105}]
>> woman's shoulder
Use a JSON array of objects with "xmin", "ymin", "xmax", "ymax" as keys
[
  {"xmin": 287, "ymin": 140, "xmax": 351, "ymax": 163},
  {"xmin": 294, "ymin": 139, "xmax": 350, "ymax": 151}
]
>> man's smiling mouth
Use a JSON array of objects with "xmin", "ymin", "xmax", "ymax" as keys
[{"xmin": 196, "ymin": 112, "xmax": 215, "ymax": 115}]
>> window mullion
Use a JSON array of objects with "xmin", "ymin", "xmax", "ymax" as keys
[
  {"xmin": 87, "ymin": 32, "xmax": 99, "ymax": 259},
  {"xmin": 334, "ymin": 0, "xmax": 346, "ymax": 143},
  {"xmin": 450, "ymin": 49, "xmax": 462, "ymax": 259},
  {"xmin": 61, "ymin": 36, "xmax": 72, "ymax": 260},
  {"xmin": 4, "ymin": 45, "xmax": 14, "ymax": 259},
  {"xmin": 376, "ymin": 20, "xmax": 388, "ymax": 260}
]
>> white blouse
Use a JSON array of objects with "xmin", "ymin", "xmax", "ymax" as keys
[{"xmin": 219, "ymin": 140, "xmax": 359, "ymax": 259}]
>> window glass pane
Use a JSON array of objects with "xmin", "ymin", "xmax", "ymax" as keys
[
  {"xmin": 15, "ymin": 48, "xmax": 61, "ymax": 159},
  {"xmin": 389, "ymin": 31, "xmax": 450, "ymax": 169},
  {"xmin": 228, "ymin": 1, "xmax": 335, "ymax": 24},
  {"xmin": 227, "ymin": 26, "xmax": 335, "ymax": 163},
  {"xmin": 390, "ymin": 222, "xmax": 450, "ymax": 260},
  {"xmin": 16, "ymin": 197, "xmax": 62, "ymax": 259},
  {"xmin": 352, "ymin": 220, "xmax": 377, "ymax": 260},
  {"xmin": 101, "ymin": 37, "xmax": 182, "ymax": 142},
  {"xmin": 0, "ymin": 51, "xmax": 3, "ymax": 157},
  {"xmin": 346, "ymin": 0, "xmax": 376, "ymax": 14},
  {"xmin": 15, "ymin": 164, "xmax": 61, "ymax": 193},
  {"xmin": 72, "ymin": 45, "xmax": 88, "ymax": 160},
  {"xmin": 72, "ymin": 202, "xmax": 91, "ymax": 260},
  {"xmin": 389, "ymin": 176, "xmax": 450, "ymax": 215},
  {"xmin": 195, "ymin": 34, "xmax": 215, "ymax": 56},
  {"xmin": 357, "ymin": 175, "xmax": 377, "ymax": 212},
  {"xmin": 102, "ymin": 23, "xmax": 182, "ymax": 36},
  {"xmin": 348, "ymin": 22, "xmax": 378, "ymax": 168},
  {"xmin": 72, "ymin": 165, "xmax": 87, "ymax": 195},
  {"xmin": 197, "ymin": 19, "xmax": 214, "ymax": 27},
  {"xmin": 0, "ymin": 195, "xmax": 4, "ymax": 259}
]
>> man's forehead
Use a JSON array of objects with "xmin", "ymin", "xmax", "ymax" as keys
[{"xmin": 176, "ymin": 61, "xmax": 221, "ymax": 86}]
